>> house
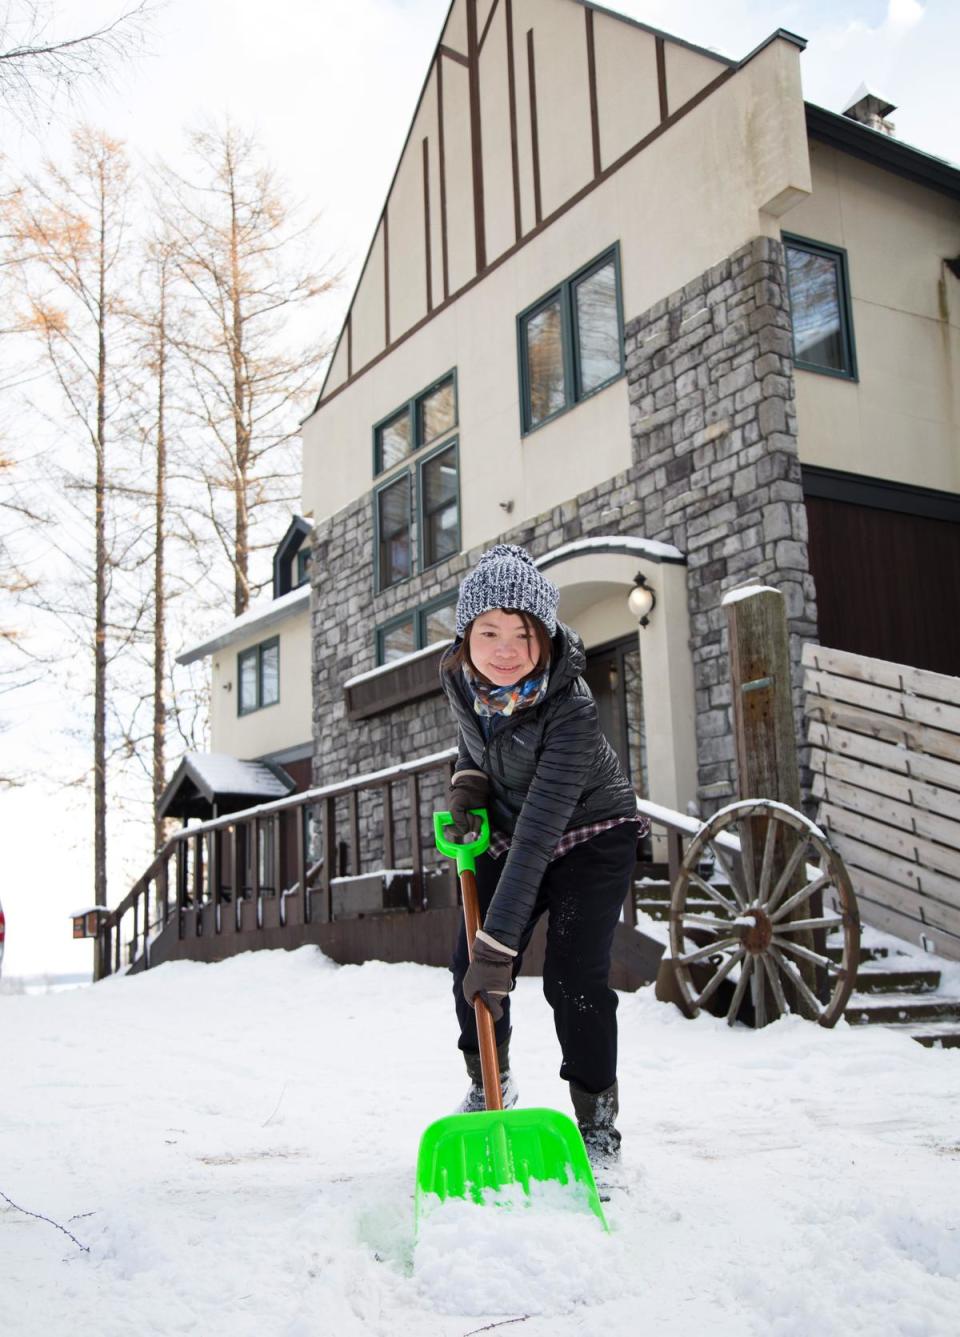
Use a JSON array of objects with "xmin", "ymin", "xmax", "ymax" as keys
[
  {"xmin": 181, "ymin": 0, "xmax": 958, "ymax": 831},
  {"xmin": 175, "ymin": 516, "xmax": 314, "ymax": 810},
  {"xmin": 296, "ymin": 0, "xmax": 959, "ymax": 821}
]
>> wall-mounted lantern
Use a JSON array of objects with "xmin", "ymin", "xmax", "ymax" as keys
[
  {"xmin": 71, "ymin": 906, "xmax": 108, "ymax": 940},
  {"xmin": 627, "ymin": 571, "xmax": 657, "ymax": 627}
]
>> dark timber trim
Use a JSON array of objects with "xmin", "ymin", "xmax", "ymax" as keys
[
  {"xmin": 585, "ymin": 7, "xmax": 601, "ymax": 178},
  {"xmin": 655, "ymin": 36, "xmax": 668, "ymax": 121},
  {"xmin": 802, "ymin": 465, "xmax": 960, "ymax": 524},
  {"xmin": 315, "ymin": 60, "xmax": 737, "ymax": 409},
  {"xmin": 437, "ymin": 54, "xmax": 450, "ymax": 300},
  {"xmin": 505, "ymin": 0, "xmax": 521, "ymax": 242},
  {"xmin": 382, "ymin": 212, "xmax": 390, "ymax": 347},
  {"xmin": 466, "ymin": 0, "xmax": 487, "ymax": 274},
  {"xmin": 314, "ymin": 30, "xmax": 824, "ymax": 411},
  {"xmin": 479, "ymin": 0, "xmax": 500, "ymax": 52},
  {"xmin": 439, "ymin": 43, "xmax": 469, "ymax": 67},
  {"xmin": 422, "ymin": 137, "xmax": 433, "ymax": 312},
  {"xmin": 526, "ymin": 28, "xmax": 542, "ymax": 226}
]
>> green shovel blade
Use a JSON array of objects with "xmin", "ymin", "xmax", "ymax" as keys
[{"xmin": 415, "ymin": 1107, "xmax": 608, "ymax": 1230}]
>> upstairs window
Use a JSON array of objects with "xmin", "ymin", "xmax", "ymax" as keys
[
  {"xmin": 375, "ymin": 473, "xmax": 412, "ymax": 591},
  {"xmin": 518, "ymin": 246, "xmax": 624, "ymax": 433},
  {"xmin": 295, "ymin": 547, "xmax": 311, "ymax": 587},
  {"xmin": 783, "ymin": 235, "xmax": 857, "ymax": 380},
  {"xmin": 419, "ymin": 441, "xmax": 460, "ymax": 570},
  {"xmin": 238, "ymin": 637, "xmax": 279, "ymax": 715},
  {"xmin": 374, "ymin": 371, "xmax": 457, "ymax": 474}
]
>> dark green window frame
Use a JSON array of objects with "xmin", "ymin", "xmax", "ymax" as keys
[
  {"xmin": 375, "ymin": 593, "xmax": 457, "ymax": 667},
  {"xmin": 373, "ymin": 368, "xmax": 459, "ymax": 476},
  {"xmin": 417, "ymin": 438, "xmax": 461, "ymax": 573},
  {"xmin": 373, "ymin": 471, "xmax": 413, "ymax": 593},
  {"xmin": 294, "ymin": 547, "xmax": 311, "ymax": 587},
  {"xmin": 782, "ymin": 233, "xmax": 858, "ymax": 382},
  {"xmin": 237, "ymin": 636, "xmax": 280, "ymax": 716},
  {"xmin": 517, "ymin": 244, "xmax": 625, "ymax": 435}
]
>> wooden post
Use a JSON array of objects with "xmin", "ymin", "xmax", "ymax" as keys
[{"xmin": 725, "ymin": 586, "xmax": 817, "ymax": 1013}]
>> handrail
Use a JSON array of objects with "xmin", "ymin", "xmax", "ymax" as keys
[{"xmin": 96, "ymin": 748, "xmax": 458, "ymax": 980}]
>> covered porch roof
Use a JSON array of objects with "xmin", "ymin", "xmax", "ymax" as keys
[{"xmin": 158, "ymin": 752, "xmax": 297, "ymax": 822}]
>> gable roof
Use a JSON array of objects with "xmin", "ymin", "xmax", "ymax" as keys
[
  {"xmin": 310, "ymin": 0, "xmax": 747, "ymax": 415},
  {"xmin": 158, "ymin": 752, "xmax": 296, "ymax": 821}
]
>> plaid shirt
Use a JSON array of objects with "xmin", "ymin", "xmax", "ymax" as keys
[{"xmin": 485, "ymin": 812, "xmax": 650, "ymax": 862}]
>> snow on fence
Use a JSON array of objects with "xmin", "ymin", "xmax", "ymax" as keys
[{"xmin": 804, "ymin": 643, "xmax": 960, "ymax": 960}]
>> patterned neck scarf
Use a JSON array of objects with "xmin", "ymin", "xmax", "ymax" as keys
[{"xmin": 462, "ymin": 661, "xmax": 550, "ymax": 717}]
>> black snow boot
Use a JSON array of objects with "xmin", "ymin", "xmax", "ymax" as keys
[
  {"xmin": 457, "ymin": 1036, "xmax": 518, "ymax": 1113},
  {"xmin": 570, "ymin": 1079, "xmax": 622, "ymax": 1167}
]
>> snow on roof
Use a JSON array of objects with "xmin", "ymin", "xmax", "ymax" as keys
[
  {"xmin": 178, "ymin": 752, "xmax": 294, "ymax": 800},
  {"xmin": 536, "ymin": 535, "xmax": 685, "ymax": 568},
  {"xmin": 176, "ymin": 585, "xmax": 310, "ymax": 666}
]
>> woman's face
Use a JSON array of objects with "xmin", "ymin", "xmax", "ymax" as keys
[{"xmin": 468, "ymin": 609, "xmax": 538, "ymax": 686}]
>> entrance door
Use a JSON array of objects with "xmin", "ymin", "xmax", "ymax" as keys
[{"xmin": 583, "ymin": 637, "xmax": 646, "ymax": 796}]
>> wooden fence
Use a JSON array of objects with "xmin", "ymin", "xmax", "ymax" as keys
[{"xmin": 804, "ymin": 643, "xmax": 960, "ymax": 960}]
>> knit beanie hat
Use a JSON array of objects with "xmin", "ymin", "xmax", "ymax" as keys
[{"xmin": 455, "ymin": 544, "xmax": 560, "ymax": 637}]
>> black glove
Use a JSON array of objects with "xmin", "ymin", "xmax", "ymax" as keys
[
  {"xmin": 462, "ymin": 931, "xmax": 516, "ymax": 1022},
  {"xmin": 446, "ymin": 769, "xmax": 489, "ymax": 841}
]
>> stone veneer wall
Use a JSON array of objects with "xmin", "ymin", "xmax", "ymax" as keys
[
  {"xmin": 310, "ymin": 234, "xmax": 817, "ymax": 826},
  {"xmin": 624, "ymin": 235, "xmax": 817, "ymax": 807}
]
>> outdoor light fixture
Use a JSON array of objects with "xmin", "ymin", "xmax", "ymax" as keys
[{"xmin": 628, "ymin": 571, "xmax": 656, "ymax": 627}]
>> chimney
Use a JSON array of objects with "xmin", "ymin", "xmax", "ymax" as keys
[{"xmin": 842, "ymin": 83, "xmax": 897, "ymax": 136}]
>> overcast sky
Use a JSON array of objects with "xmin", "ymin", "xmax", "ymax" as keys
[{"xmin": 1, "ymin": 0, "xmax": 956, "ymax": 977}]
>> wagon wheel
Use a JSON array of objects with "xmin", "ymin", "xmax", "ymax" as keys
[{"xmin": 668, "ymin": 800, "xmax": 860, "ymax": 1028}]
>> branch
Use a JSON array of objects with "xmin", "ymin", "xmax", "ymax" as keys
[{"xmin": 0, "ymin": 1188, "xmax": 90, "ymax": 1254}]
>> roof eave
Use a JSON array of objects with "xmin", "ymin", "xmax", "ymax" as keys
[{"xmin": 805, "ymin": 101, "xmax": 960, "ymax": 200}]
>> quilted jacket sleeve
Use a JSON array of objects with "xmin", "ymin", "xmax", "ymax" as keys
[{"xmin": 481, "ymin": 690, "xmax": 598, "ymax": 950}]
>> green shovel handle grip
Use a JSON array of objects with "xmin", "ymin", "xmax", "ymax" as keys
[{"xmin": 433, "ymin": 808, "xmax": 490, "ymax": 873}]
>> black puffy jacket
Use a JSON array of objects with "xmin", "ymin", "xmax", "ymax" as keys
[{"xmin": 439, "ymin": 622, "xmax": 638, "ymax": 949}]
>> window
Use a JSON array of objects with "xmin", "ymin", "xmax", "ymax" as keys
[
  {"xmin": 295, "ymin": 547, "xmax": 311, "ymax": 587},
  {"xmin": 376, "ymin": 595, "xmax": 457, "ymax": 666},
  {"xmin": 518, "ymin": 246, "xmax": 623, "ymax": 433},
  {"xmin": 378, "ymin": 614, "xmax": 416, "ymax": 664},
  {"xmin": 783, "ymin": 235, "xmax": 857, "ymax": 380},
  {"xmin": 238, "ymin": 637, "xmax": 280, "ymax": 715},
  {"xmin": 375, "ymin": 473, "xmax": 412, "ymax": 591},
  {"xmin": 374, "ymin": 371, "xmax": 457, "ymax": 475},
  {"xmin": 419, "ymin": 441, "xmax": 460, "ymax": 570}
]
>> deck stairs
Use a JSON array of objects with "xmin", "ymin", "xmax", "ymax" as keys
[{"xmin": 634, "ymin": 875, "xmax": 960, "ymax": 1049}]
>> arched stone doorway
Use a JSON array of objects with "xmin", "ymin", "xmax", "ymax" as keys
[{"xmin": 535, "ymin": 540, "xmax": 698, "ymax": 821}]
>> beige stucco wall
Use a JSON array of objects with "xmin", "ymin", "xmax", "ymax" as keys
[
  {"xmin": 209, "ymin": 610, "xmax": 312, "ymax": 760},
  {"xmin": 302, "ymin": 35, "xmax": 810, "ymax": 548},
  {"xmin": 786, "ymin": 144, "xmax": 960, "ymax": 491}
]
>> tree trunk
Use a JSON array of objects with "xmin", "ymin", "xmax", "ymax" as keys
[
  {"xmin": 153, "ymin": 262, "xmax": 168, "ymax": 855},
  {"xmin": 94, "ymin": 166, "xmax": 108, "ymax": 911}
]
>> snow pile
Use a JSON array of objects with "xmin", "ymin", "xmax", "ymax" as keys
[{"xmin": 3, "ymin": 946, "xmax": 959, "ymax": 1335}]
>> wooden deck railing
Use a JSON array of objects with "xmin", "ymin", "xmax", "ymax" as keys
[{"xmin": 97, "ymin": 749, "xmax": 458, "ymax": 980}]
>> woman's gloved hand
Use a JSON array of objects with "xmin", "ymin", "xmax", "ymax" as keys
[
  {"xmin": 446, "ymin": 769, "xmax": 489, "ymax": 841},
  {"xmin": 462, "ymin": 930, "xmax": 516, "ymax": 1021}
]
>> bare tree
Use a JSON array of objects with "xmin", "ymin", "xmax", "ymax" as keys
[
  {"xmin": 4, "ymin": 126, "xmax": 137, "ymax": 910},
  {"xmin": 156, "ymin": 121, "xmax": 339, "ymax": 615},
  {"xmin": 0, "ymin": 1, "xmax": 156, "ymax": 120}
]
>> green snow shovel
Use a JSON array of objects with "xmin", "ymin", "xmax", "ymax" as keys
[{"xmin": 414, "ymin": 809, "xmax": 607, "ymax": 1230}]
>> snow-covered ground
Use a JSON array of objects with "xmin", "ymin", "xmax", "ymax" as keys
[{"xmin": 4, "ymin": 946, "xmax": 959, "ymax": 1336}]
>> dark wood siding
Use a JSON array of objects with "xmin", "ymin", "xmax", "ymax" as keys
[{"xmin": 805, "ymin": 494, "xmax": 960, "ymax": 676}]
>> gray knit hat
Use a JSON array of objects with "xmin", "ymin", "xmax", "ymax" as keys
[{"xmin": 456, "ymin": 544, "xmax": 560, "ymax": 637}]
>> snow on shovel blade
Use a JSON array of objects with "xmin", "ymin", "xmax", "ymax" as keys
[{"xmin": 414, "ymin": 1107, "xmax": 608, "ymax": 1230}]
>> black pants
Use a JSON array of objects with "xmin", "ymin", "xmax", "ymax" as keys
[{"xmin": 451, "ymin": 822, "xmax": 636, "ymax": 1095}]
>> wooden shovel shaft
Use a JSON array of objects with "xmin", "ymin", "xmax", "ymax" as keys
[{"xmin": 459, "ymin": 867, "xmax": 503, "ymax": 1112}]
